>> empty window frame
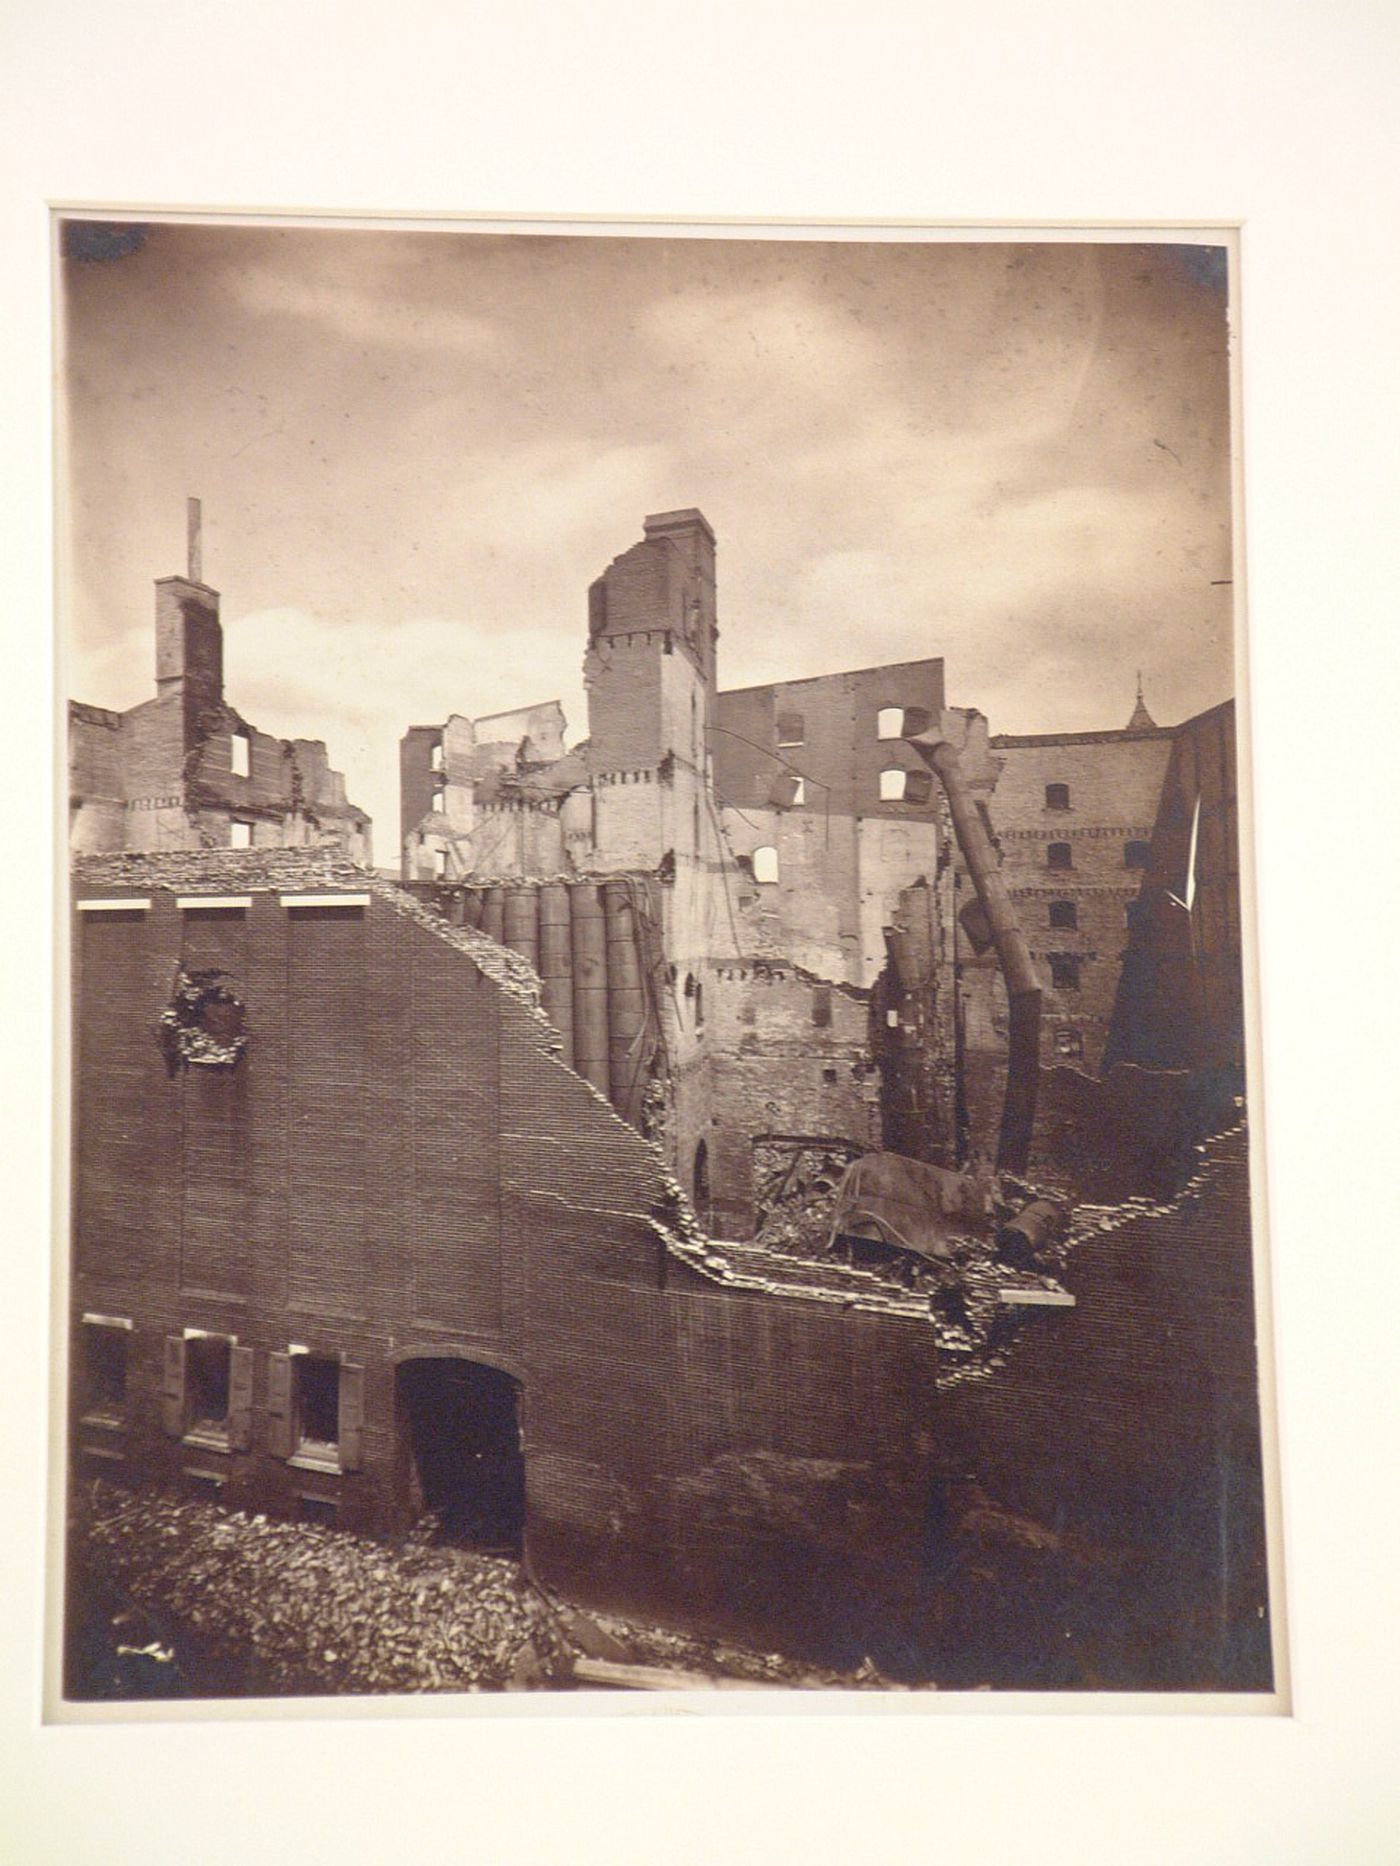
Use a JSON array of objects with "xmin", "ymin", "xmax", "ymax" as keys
[
  {"xmin": 876, "ymin": 707, "xmax": 905, "ymax": 741},
  {"xmin": 1050, "ymin": 955, "xmax": 1081, "ymax": 991},
  {"xmin": 80, "ymin": 1319, "xmax": 130, "ymax": 1423},
  {"xmin": 433, "ymin": 847, "xmax": 448, "ymax": 879},
  {"xmin": 230, "ymin": 731, "xmax": 251, "ymax": 779},
  {"xmin": 297, "ymin": 1354, "xmax": 341, "ymax": 1454},
  {"xmin": 1124, "ymin": 839, "xmax": 1151, "ymax": 869},
  {"xmin": 430, "ymin": 789, "xmax": 446, "ymax": 814},
  {"xmin": 185, "ymin": 1334, "xmax": 233, "ymax": 1437},
  {"xmin": 162, "ymin": 1333, "xmax": 253, "ymax": 1450},
  {"xmin": 811, "ymin": 984, "xmax": 833, "ymax": 1028},
  {"xmin": 1046, "ymin": 841, "xmax": 1073, "ymax": 870},
  {"xmin": 879, "ymin": 766, "xmax": 934, "ymax": 805},
  {"xmin": 269, "ymin": 1351, "xmax": 365, "ymax": 1473},
  {"xmin": 1048, "ymin": 899, "xmax": 1078, "ymax": 930},
  {"xmin": 752, "ymin": 845, "xmax": 779, "ymax": 884},
  {"xmin": 229, "ymin": 819, "xmax": 253, "ymax": 849},
  {"xmin": 790, "ymin": 777, "xmax": 806, "ymax": 805},
  {"xmin": 776, "ymin": 711, "xmax": 805, "ymax": 748},
  {"xmin": 430, "ymin": 740, "xmax": 445, "ymax": 773},
  {"xmin": 1045, "ymin": 782, "xmax": 1070, "ymax": 810}
]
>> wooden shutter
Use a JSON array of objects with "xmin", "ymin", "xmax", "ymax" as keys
[
  {"xmin": 339, "ymin": 1362, "xmax": 365, "ymax": 1472},
  {"xmin": 267, "ymin": 1351, "xmax": 293, "ymax": 1458},
  {"xmin": 161, "ymin": 1335, "xmax": 186, "ymax": 1437},
  {"xmin": 228, "ymin": 1346, "xmax": 254, "ymax": 1452}
]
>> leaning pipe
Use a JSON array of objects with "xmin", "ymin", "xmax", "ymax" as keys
[{"xmin": 915, "ymin": 736, "xmax": 1041, "ymax": 1174}]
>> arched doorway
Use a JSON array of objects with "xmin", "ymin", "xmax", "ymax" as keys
[
  {"xmin": 693, "ymin": 1138, "xmax": 711, "ymax": 1233},
  {"xmin": 396, "ymin": 1357, "xmax": 525, "ymax": 1553}
]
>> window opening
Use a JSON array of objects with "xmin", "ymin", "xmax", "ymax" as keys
[
  {"xmin": 82, "ymin": 1323, "xmax": 128, "ymax": 1421},
  {"xmin": 776, "ymin": 711, "xmax": 804, "ymax": 748},
  {"xmin": 790, "ymin": 777, "xmax": 805, "ymax": 805},
  {"xmin": 812, "ymin": 984, "xmax": 832, "ymax": 1028},
  {"xmin": 1045, "ymin": 782, "xmax": 1070, "ymax": 810},
  {"xmin": 1050, "ymin": 955, "xmax": 1081, "ymax": 991},
  {"xmin": 752, "ymin": 845, "xmax": 779, "ymax": 885},
  {"xmin": 876, "ymin": 707, "xmax": 904, "ymax": 740},
  {"xmin": 1047, "ymin": 841, "xmax": 1073, "ymax": 870},
  {"xmin": 879, "ymin": 767, "xmax": 907, "ymax": 802},
  {"xmin": 185, "ymin": 1335, "xmax": 232, "ymax": 1436},
  {"xmin": 1124, "ymin": 839, "xmax": 1150, "ymax": 869},
  {"xmin": 296, "ymin": 1354, "xmax": 341, "ymax": 1455},
  {"xmin": 1048, "ymin": 899, "xmax": 1077, "ymax": 930},
  {"xmin": 431, "ymin": 790, "xmax": 445, "ymax": 814},
  {"xmin": 230, "ymin": 732, "xmax": 251, "ymax": 779},
  {"xmin": 229, "ymin": 819, "xmax": 252, "ymax": 849},
  {"xmin": 430, "ymin": 740, "xmax": 445, "ymax": 773}
]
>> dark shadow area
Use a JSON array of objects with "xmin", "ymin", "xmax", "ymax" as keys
[{"xmin": 398, "ymin": 1358, "xmax": 525, "ymax": 1553}]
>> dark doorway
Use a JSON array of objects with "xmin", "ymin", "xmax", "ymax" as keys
[
  {"xmin": 693, "ymin": 1138, "xmax": 711, "ymax": 1232},
  {"xmin": 396, "ymin": 1358, "xmax": 525, "ymax": 1553}
]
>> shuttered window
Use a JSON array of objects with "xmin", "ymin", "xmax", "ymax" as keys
[{"xmin": 270, "ymin": 1350, "xmax": 365, "ymax": 1473}]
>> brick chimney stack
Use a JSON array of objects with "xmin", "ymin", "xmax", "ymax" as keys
[{"xmin": 155, "ymin": 497, "xmax": 223, "ymax": 716}]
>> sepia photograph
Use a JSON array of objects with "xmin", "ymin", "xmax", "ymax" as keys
[{"xmin": 56, "ymin": 216, "xmax": 1277, "ymax": 1706}]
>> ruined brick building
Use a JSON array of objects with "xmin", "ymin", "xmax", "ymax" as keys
[
  {"xmin": 67, "ymin": 509, "xmax": 1268, "ymax": 1689},
  {"xmin": 400, "ymin": 511, "xmax": 1241, "ymax": 1225},
  {"xmin": 69, "ymin": 503, "xmax": 371, "ymax": 863},
  {"xmin": 402, "ymin": 510, "xmax": 967, "ymax": 1237}
]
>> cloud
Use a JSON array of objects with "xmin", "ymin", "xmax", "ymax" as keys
[{"xmin": 227, "ymin": 260, "xmax": 506, "ymax": 358}]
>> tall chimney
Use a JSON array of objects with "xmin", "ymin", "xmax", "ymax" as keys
[{"xmin": 187, "ymin": 496, "xmax": 203, "ymax": 584}]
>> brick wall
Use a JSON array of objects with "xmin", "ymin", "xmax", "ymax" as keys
[{"xmin": 70, "ymin": 854, "xmax": 1270, "ymax": 1682}]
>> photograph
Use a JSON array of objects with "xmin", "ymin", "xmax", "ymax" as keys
[{"xmin": 57, "ymin": 216, "xmax": 1277, "ymax": 1705}]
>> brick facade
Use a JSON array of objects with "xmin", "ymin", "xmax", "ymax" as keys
[{"xmin": 68, "ymin": 852, "xmax": 1269, "ymax": 1685}]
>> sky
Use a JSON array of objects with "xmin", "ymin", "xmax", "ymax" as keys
[{"xmin": 60, "ymin": 223, "xmax": 1235, "ymax": 858}]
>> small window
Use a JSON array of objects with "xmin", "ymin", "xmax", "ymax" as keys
[
  {"xmin": 81, "ymin": 1322, "xmax": 128, "ymax": 1422},
  {"xmin": 430, "ymin": 741, "xmax": 445, "ymax": 773},
  {"xmin": 230, "ymin": 732, "xmax": 251, "ymax": 779},
  {"xmin": 822, "ymin": 1066, "xmax": 838, "ymax": 1085},
  {"xmin": 1047, "ymin": 841, "xmax": 1073, "ymax": 870},
  {"xmin": 790, "ymin": 777, "xmax": 805, "ymax": 805},
  {"xmin": 1048, "ymin": 899, "xmax": 1077, "ymax": 930},
  {"xmin": 1124, "ymin": 839, "xmax": 1150, "ymax": 869},
  {"xmin": 876, "ymin": 707, "xmax": 904, "ymax": 741},
  {"xmin": 431, "ymin": 790, "xmax": 445, "ymax": 814},
  {"xmin": 433, "ymin": 848, "xmax": 448, "ymax": 879},
  {"xmin": 1050, "ymin": 955, "xmax": 1081, "ymax": 991},
  {"xmin": 185, "ymin": 1335, "xmax": 232, "ymax": 1437},
  {"xmin": 1045, "ymin": 782, "xmax": 1070, "ymax": 810},
  {"xmin": 878, "ymin": 766, "xmax": 932, "ymax": 805},
  {"xmin": 752, "ymin": 845, "xmax": 779, "ymax": 885},
  {"xmin": 229, "ymin": 819, "xmax": 253, "ymax": 849},
  {"xmin": 811, "ymin": 985, "xmax": 832, "ymax": 1028},
  {"xmin": 296, "ymin": 1355, "xmax": 341, "ymax": 1456},
  {"xmin": 298, "ymin": 1494, "xmax": 338, "ymax": 1527},
  {"xmin": 776, "ymin": 711, "xmax": 804, "ymax": 748}
]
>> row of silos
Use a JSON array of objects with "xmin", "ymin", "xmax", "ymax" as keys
[{"xmin": 445, "ymin": 880, "xmax": 655, "ymax": 1124}]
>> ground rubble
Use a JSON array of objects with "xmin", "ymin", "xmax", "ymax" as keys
[{"xmin": 75, "ymin": 1483, "xmax": 902, "ymax": 1698}]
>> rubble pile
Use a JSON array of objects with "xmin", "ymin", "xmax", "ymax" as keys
[
  {"xmin": 82, "ymin": 1485, "xmax": 573, "ymax": 1695},
  {"xmin": 76, "ymin": 1484, "xmax": 895, "ymax": 1697}
]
